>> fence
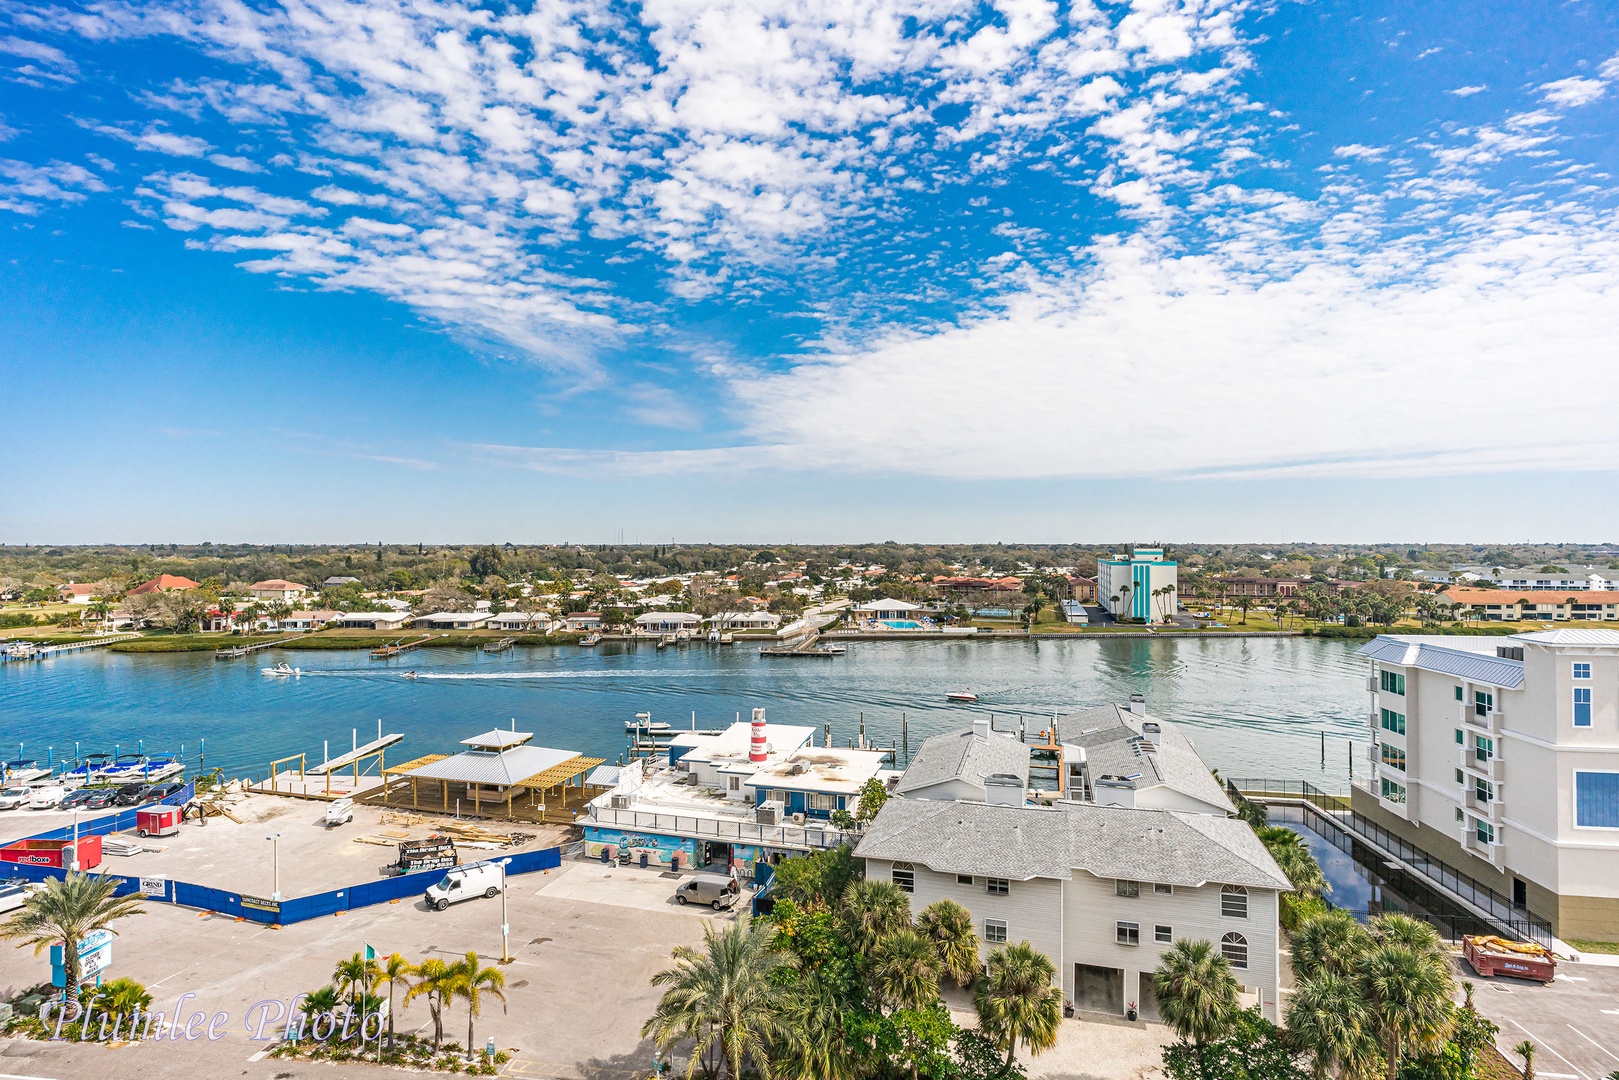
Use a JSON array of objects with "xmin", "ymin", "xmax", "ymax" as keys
[
  {"xmin": 6, "ymin": 802, "xmax": 561, "ymax": 926},
  {"xmin": 588, "ymin": 805, "xmax": 851, "ymax": 851},
  {"xmin": 1230, "ymin": 778, "xmax": 1553, "ymax": 946}
]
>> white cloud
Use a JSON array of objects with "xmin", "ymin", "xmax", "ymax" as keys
[
  {"xmin": 0, "ymin": 158, "xmax": 106, "ymax": 214},
  {"xmin": 1447, "ymin": 85, "xmax": 1486, "ymax": 97},
  {"xmin": 1538, "ymin": 76, "xmax": 1607, "ymax": 108}
]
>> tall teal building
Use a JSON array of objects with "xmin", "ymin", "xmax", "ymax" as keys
[{"xmin": 1096, "ymin": 548, "xmax": 1178, "ymax": 623}]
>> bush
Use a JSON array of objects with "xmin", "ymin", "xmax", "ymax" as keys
[
  {"xmin": 0, "ymin": 613, "xmax": 37, "ymax": 629},
  {"xmin": 1280, "ymin": 893, "xmax": 1330, "ymax": 933},
  {"xmin": 1162, "ymin": 1009, "xmax": 1306, "ymax": 1080}
]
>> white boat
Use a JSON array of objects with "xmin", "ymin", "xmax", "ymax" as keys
[
  {"xmin": 402, "ymin": 670, "xmax": 419, "ymax": 680},
  {"xmin": 626, "ymin": 713, "xmax": 671, "ymax": 733},
  {"xmin": 261, "ymin": 663, "xmax": 302, "ymax": 677},
  {"xmin": 707, "ymin": 630, "xmax": 720, "ymax": 643},
  {"xmin": 1, "ymin": 760, "xmax": 49, "ymax": 785},
  {"xmin": 946, "ymin": 689, "xmax": 979, "ymax": 702}
]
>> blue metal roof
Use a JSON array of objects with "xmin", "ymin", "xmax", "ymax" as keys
[{"xmin": 1357, "ymin": 636, "xmax": 1524, "ymax": 689}]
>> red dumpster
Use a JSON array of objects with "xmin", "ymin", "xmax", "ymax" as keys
[
  {"xmin": 0, "ymin": 836, "xmax": 102, "ymax": 871},
  {"xmin": 1463, "ymin": 935, "xmax": 1556, "ymax": 984},
  {"xmin": 136, "ymin": 805, "xmax": 182, "ymax": 838}
]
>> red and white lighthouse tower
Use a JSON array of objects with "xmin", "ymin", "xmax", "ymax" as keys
[{"xmin": 749, "ymin": 707, "xmax": 768, "ymax": 763}]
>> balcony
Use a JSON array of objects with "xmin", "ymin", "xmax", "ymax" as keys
[
  {"xmin": 1366, "ymin": 675, "xmax": 1378, "ymax": 692},
  {"xmin": 587, "ymin": 802, "xmax": 854, "ymax": 852},
  {"xmin": 1464, "ymin": 790, "xmax": 1503, "ymax": 824},
  {"xmin": 1458, "ymin": 747, "xmax": 1505, "ymax": 783},
  {"xmin": 1461, "ymin": 824, "xmax": 1505, "ymax": 867},
  {"xmin": 1463, "ymin": 705, "xmax": 1501, "ymax": 733}
]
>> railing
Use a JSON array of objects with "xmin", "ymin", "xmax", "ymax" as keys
[
  {"xmin": 1231, "ymin": 778, "xmax": 1552, "ymax": 946},
  {"xmin": 588, "ymin": 805, "xmax": 853, "ymax": 851}
]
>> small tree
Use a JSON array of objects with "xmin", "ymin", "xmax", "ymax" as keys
[
  {"xmin": 1153, "ymin": 939, "xmax": 1238, "ymax": 1050},
  {"xmin": 973, "ymin": 942, "xmax": 1062, "ymax": 1071},
  {"xmin": 854, "ymin": 777, "xmax": 890, "ymax": 824}
]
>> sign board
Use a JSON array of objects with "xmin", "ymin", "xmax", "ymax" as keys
[
  {"xmin": 50, "ymin": 929, "xmax": 114, "ymax": 988},
  {"xmin": 140, "ymin": 876, "xmax": 166, "ymax": 898},
  {"xmin": 239, "ymin": 894, "xmax": 280, "ymax": 913}
]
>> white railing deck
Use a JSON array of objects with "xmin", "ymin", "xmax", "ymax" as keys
[{"xmin": 588, "ymin": 804, "xmax": 854, "ymax": 851}]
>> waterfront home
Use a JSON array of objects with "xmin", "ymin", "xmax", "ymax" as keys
[
  {"xmin": 278, "ymin": 609, "xmax": 340, "ymax": 631},
  {"xmin": 632, "ymin": 611, "xmax": 703, "ymax": 634},
  {"xmin": 856, "ymin": 798, "xmax": 1289, "ymax": 1022},
  {"xmin": 1097, "ymin": 548, "xmax": 1178, "ymax": 622},
  {"xmin": 563, "ymin": 612, "xmax": 602, "ymax": 632},
  {"xmin": 896, "ymin": 719, "xmax": 1032, "ymax": 803},
  {"xmin": 413, "ymin": 611, "xmax": 492, "ymax": 630},
  {"xmin": 322, "ymin": 576, "xmax": 360, "ymax": 588},
  {"xmin": 250, "ymin": 579, "xmax": 311, "ymax": 602},
  {"xmin": 488, "ymin": 611, "xmax": 551, "ymax": 632},
  {"xmin": 56, "ymin": 583, "xmax": 97, "ymax": 604},
  {"xmin": 852, "ymin": 598, "xmax": 928, "ymax": 622},
  {"xmin": 710, "ymin": 611, "xmax": 782, "ymax": 631},
  {"xmin": 1066, "ymin": 575, "xmax": 1098, "ymax": 602},
  {"xmin": 1216, "ymin": 577, "xmax": 1302, "ymax": 598},
  {"xmin": 1357, "ymin": 629, "xmax": 1619, "ymax": 942},
  {"xmin": 1438, "ymin": 587, "xmax": 1619, "ymax": 623},
  {"xmin": 584, "ymin": 710, "xmax": 892, "ymax": 874},
  {"xmin": 339, "ymin": 611, "xmax": 413, "ymax": 631},
  {"xmin": 129, "ymin": 574, "xmax": 200, "ymax": 595},
  {"xmin": 1053, "ymin": 702, "xmax": 1236, "ymax": 815}
]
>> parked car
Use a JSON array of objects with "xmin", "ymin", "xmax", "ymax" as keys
[
  {"xmin": 114, "ymin": 782, "xmax": 149, "ymax": 806},
  {"xmin": 424, "ymin": 863, "xmax": 503, "ymax": 911},
  {"xmin": 674, "ymin": 873, "xmax": 742, "ymax": 910},
  {"xmin": 135, "ymin": 782, "xmax": 186, "ymax": 804},
  {"xmin": 59, "ymin": 788, "xmax": 101, "ymax": 809},
  {"xmin": 324, "ymin": 797, "xmax": 354, "ymax": 828},
  {"xmin": 0, "ymin": 880, "xmax": 34, "ymax": 914},
  {"xmin": 0, "ymin": 788, "xmax": 32, "ymax": 810},
  {"xmin": 79, "ymin": 788, "xmax": 118, "ymax": 810},
  {"xmin": 27, "ymin": 786, "xmax": 67, "ymax": 810}
]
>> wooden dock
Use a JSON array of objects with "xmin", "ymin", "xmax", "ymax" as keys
[
  {"xmin": 371, "ymin": 634, "xmax": 441, "ymax": 659},
  {"xmin": 483, "ymin": 636, "xmax": 519, "ymax": 653},
  {"xmin": 760, "ymin": 629, "xmax": 843, "ymax": 659},
  {"xmin": 3, "ymin": 633, "xmax": 141, "ymax": 661},
  {"xmin": 215, "ymin": 632, "xmax": 311, "ymax": 659}
]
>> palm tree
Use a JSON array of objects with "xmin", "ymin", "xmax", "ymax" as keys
[
  {"xmin": 774, "ymin": 976, "xmax": 853, "ymax": 1080},
  {"xmin": 1516, "ymin": 1040, "xmax": 1536, "ymax": 1080},
  {"xmin": 1291, "ymin": 908, "xmax": 1371, "ymax": 982},
  {"xmin": 1360, "ymin": 940, "xmax": 1455, "ymax": 1080},
  {"xmin": 381, "ymin": 951, "xmax": 414, "ymax": 1048},
  {"xmin": 973, "ymin": 942, "xmax": 1063, "ymax": 1071},
  {"xmin": 448, "ymin": 951, "xmax": 507, "ymax": 1060},
  {"xmin": 871, "ymin": 929, "xmax": 940, "ymax": 1012},
  {"xmin": 1255, "ymin": 825, "xmax": 1328, "ymax": 899},
  {"xmin": 840, "ymin": 878, "xmax": 911, "ymax": 950},
  {"xmin": 334, "ymin": 950, "xmax": 379, "ymax": 1019},
  {"xmin": 0, "ymin": 872, "xmax": 143, "ymax": 1001},
  {"xmin": 1152, "ymin": 939, "xmax": 1238, "ymax": 1050},
  {"xmin": 404, "ymin": 957, "xmax": 454, "ymax": 1050},
  {"xmin": 642, "ymin": 916, "xmax": 792, "ymax": 1080},
  {"xmin": 1286, "ymin": 971, "xmax": 1377, "ymax": 1080},
  {"xmin": 299, "ymin": 985, "xmax": 342, "ymax": 1029},
  {"xmin": 916, "ymin": 898, "xmax": 980, "ymax": 987}
]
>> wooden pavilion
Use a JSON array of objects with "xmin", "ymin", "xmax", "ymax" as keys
[{"xmin": 375, "ymin": 727, "xmax": 605, "ymax": 824}]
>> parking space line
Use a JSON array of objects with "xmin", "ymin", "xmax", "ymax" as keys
[
  {"xmin": 1508, "ymin": 1020, "xmax": 1594, "ymax": 1080},
  {"xmin": 1567, "ymin": 1025, "xmax": 1619, "ymax": 1064}
]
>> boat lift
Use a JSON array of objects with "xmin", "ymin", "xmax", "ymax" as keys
[{"xmin": 307, "ymin": 732, "xmax": 404, "ymax": 792}]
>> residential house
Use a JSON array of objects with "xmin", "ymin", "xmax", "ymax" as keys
[
  {"xmin": 852, "ymin": 598, "xmax": 927, "ymax": 622},
  {"xmin": 250, "ymin": 579, "xmax": 311, "ymax": 602},
  {"xmin": 934, "ymin": 576, "xmax": 1025, "ymax": 595},
  {"xmin": 413, "ymin": 611, "xmax": 491, "ymax": 630},
  {"xmin": 710, "ymin": 611, "xmax": 783, "ymax": 631},
  {"xmin": 564, "ymin": 612, "xmax": 602, "ymax": 632},
  {"xmin": 1216, "ymin": 577, "xmax": 1302, "ymax": 598},
  {"xmin": 632, "ymin": 611, "xmax": 703, "ymax": 634},
  {"xmin": 896, "ymin": 720, "xmax": 1032, "ymax": 803},
  {"xmin": 488, "ymin": 611, "xmax": 551, "ymax": 632},
  {"xmin": 322, "ymin": 576, "xmax": 361, "ymax": 588},
  {"xmin": 278, "ymin": 609, "xmax": 340, "ymax": 631},
  {"xmin": 56, "ymin": 584, "xmax": 97, "ymax": 604},
  {"xmin": 339, "ymin": 611, "xmax": 413, "ymax": 631},
  {"xmin": 129, "ymin": 574, "xmax": 200, "ymax": 595}
]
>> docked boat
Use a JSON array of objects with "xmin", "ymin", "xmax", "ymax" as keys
[
  {"xmin": 625, "ymin": 713, "xmax": 671, "ymax": 734},
  {"xmin": 116, "ymin": 756, "xmax": 183, "ymax": 783},
  {"xmin": 707, "ymin": 630, "xmax": 721, "ymax": 643},
  {"xmin": 581, "ymin": 632, "xmax": 603, "ymax": 647},
  {"xmin": 1, "ymin": 760, "xmax": 49, "ymax": 784},
  {"xmin": 61, "ymin": 753, "xmax": 114, "ymax": 784},
  {"xmin": 946, "ymin": 689, "xmax": 979, "ymax": 702},
  {"xmin": 261, "ymin": 662, "xmax": 302, "ymax": 677}
]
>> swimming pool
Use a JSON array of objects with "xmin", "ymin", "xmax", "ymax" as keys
[{"xmin": 881, "ymin": 620, "xmax": 923, "ymax": 630}]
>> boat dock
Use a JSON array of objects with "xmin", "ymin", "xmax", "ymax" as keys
[
  {"xmin": 215, "ymin": 632, "xmax": 310, "ymax": 659},
  {"xmin": 483, "ymin": 636, "xmax": 519, "ymax": 653},
  {"xmin": 2, "ymin": 633, "xmax": 141, "ymax": 661},
  {"xmin": 372, "ymin": 634, "xmax": 441, "ymax": 659},
  {"xmin": 760, "ymin": 629, "xmax": 844, "ymax": 659}
]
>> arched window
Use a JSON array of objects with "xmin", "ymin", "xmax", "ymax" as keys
[
  {"xmin": 1221, "ymin": 884, "xmax": 1248, "ymax": 918},
  {"xmin": 1221, "ymin": 932, "xmax": 1249, "ymax": 969}
]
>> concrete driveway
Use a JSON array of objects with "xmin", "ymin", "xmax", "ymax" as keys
[{"xmin": 1465, "ymin": 956, "xmax": 1619, "ymax": 1080}]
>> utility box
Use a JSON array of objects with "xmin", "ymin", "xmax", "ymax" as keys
[{"xmin": 136, "ymin": 805, "xmax": 182, "ymax": 838}]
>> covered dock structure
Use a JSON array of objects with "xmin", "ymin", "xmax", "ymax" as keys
[{"xmin": 376, "ymin": 728, "xmax": 605, "ymax": 824}]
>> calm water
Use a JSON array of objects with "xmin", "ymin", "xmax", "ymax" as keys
[{"xmin": 0, "ymin": 637, "xmax": 1370, "ymax": 784}]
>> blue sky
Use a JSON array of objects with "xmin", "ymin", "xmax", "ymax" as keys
[{"xmin": 2, "ymin": 0, "xmax": 1618, "ymax": 543}]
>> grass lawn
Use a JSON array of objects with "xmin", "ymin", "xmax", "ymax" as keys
[{"xmin": 1567, "ymin": 938, "xmax": 1619, "ymax": 955}]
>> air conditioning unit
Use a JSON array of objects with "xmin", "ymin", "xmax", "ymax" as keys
[
  {"xmin": 610, "ymin": 794, "xmax": 631, "ymax": 810},
  {"xmin": 756, "ymin": 801, "xmax": 783, "ymax": 825},
  {"xmin": 791, "ymin": 812, "xmax": 806, "ymax": 825}
]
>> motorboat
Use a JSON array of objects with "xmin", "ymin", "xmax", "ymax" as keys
[
  {"xmin": 626, "ymin": 712, "xmax": 671, "ymax": 733},
  {"xmin": 946, "ymin": 689, "xmax": 979, "ymax": 702},
  {"xmin": 60, "ymin": 754, "xmax": 113, "ymax": 785},
  {"xmin": 707, "ymin": 630, "xmax": 720, "ymax": 643},
  {"xmin": 261, "ymin": 663, "xmax": 302, "ymax": 677},
  {"xmin": 128, "ymin": 756, "xmax": 183, "ymax": 783},
  {"xmin": 100, "ymin": 753, "xmax": 154, "ymax": 783},
  {"xmin": 402, "ymin": 670, "xmax": 419, "ymax": 680},
  {"xmin": 581, "ymin": 632, "xmax": 603, "ymax": 647},
  {"xmin": 1, "ymin": 760, "xmax": 49, "ymax": 785}
]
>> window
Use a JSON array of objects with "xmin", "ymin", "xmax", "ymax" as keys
[
  {"xmin": 1221, "ymin": 885, "xmax": 1248, "ymax": 918},
  {"xmin": 1380, "ymin": 743, "xmax": 1406, "ymax": 771},
  {"xmin": 808, "ymin": 793, "xmax": 837, "ymax": 812},
  {"xmin": 1380, "ymin": 777, "xmax": 1406, "ymax": 804},
  {"xmin": 1154, "ymin": 883, "xmax": 1173, "ymax": 896},
  {"xmin": 1475, "ymin": 691, "xmax": 1494, "ymax": 717},
  {"xmin": 1455, "ymin": 728, "xmax": 1464, "ymax": 745},
  {"xmin": 1474, "ymin": 734, "xmax": 1493, "ymax": 763},
  {"xmin": 1155, "ymin": 924, "xmax": 1173, "ymax": 944},
  {"xmin": 987, "ymin": 878, "xmax": 1009, "ymax": 896},
  {"xmin": 1380, "ymin": 708, "xmax": 1406, "ymax": 736},
  {"xmin": 1116, "ymin": 922, "xmax": 1140, "ymax": 946},
  {"xmin": 984, "ymin": 919, "xmax": 1007, "ymax": 944},
  {"xmin": 1574, "ymin": 662, "xmax": 1592, "ymax": 679},
  {"xmin": 1455, "ymin": 769, "xmax": 1465, "ymax": 786},
  {"xmin": 1115, "ymin": 880, "xmax": 1140, "ymax": 898},
  {"xmin": 1474, "ymin": 778, "xmax": 1494, "ymax": 803},
  {"xmin": 1455, "ymin": 685, "xmax": 1464, "ymax": 702},
  {"xmin": 1574, "ymin": 772, "xmax": 1619, "ymax": 828},
  {"xmin": 1456, "ymin": 807, "xmax": 1465, "ymax": 822},
  {"xmin": 957, "ymin": 874, "xmax": 974, "ymax": 886},
  {"xmin": 728, "ymin": 776, "xmax": 741, "ymax": 791},
  {"xmin": 1380, "ymin": 670, "xmax": 1406, "ymax": 695},
  {"xmin": 1220, "ymin": 932, "xmax": 1249, "ymax": 969},
  {"xmin": 1574, "ymin": 688, "xmax": 1593, "ymax": 728},
  {"xmin": 1476, "ymin": 819, "xmax": 1496, "ymax": 845},
  {"xmin": 1513, "ymin": 878, "xmax": 1528, "ymax": 909},
  {"xmin": 891, "ymin": 864, "xmax": 914, "ymax": 893}
]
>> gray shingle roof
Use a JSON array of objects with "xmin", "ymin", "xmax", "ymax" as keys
[
  {"xmin": 896, "ymin": 728, "xmax": 1030, "ymax": 795},
  {"xmin": 1054, "ymin": 705, "xmax": 1233, "ymax": 813},
  {"xmin": 855, "ymin": 797, "xmax": 1291, "ymax": 890}
]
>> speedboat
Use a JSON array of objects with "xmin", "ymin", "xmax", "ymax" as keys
[
  {"xmin": 60, "ymin": 754, "xmax": 113, "ymax": 784},
  {"xmin": 1, "ymin": 760, "xmax": 49, "ymax": 785},
  {"xmin": 129, "ymin": 756, "xmax": 183, "ymax": 782},
  {"xmin": 946, "ymin": 689, "xmax": 979, "ymax": 702},
  {"xmin": 100, "ymin": 753, "xmax": 153, "ymax": 783},
  {"xmin": 261, "ymin": 663, "xmax": 302, "ymax": 677},
  {"xmin": 626, "ymin": 713, "xmax": 671, "ymax": 733},
  {"xmin": 402, "ymin": 670, "xmax": 418, "ymax": 680}
]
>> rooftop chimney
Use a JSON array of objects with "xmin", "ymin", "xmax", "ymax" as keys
[
  {"xmin": 1128, "ymin": 692, "xmax": 1146, "ymax": 716},
  {"xmin": 1140, "ymin": 721, "xmax": 1161, "ymax": 746},
  {"xmin": 1093, "ymin": 775, "xmax": 1137, "ymax": 808},
  {"xmin": 984, "ymin": 773, "xmax": 1025, "ymax": 807},
  {"xmin": 749, "ymin": 707, "xmax": 768, "ymax": 763},
  {"xmin": 972, "ymin": 718, "xmax": 991, "ymax": 740}
]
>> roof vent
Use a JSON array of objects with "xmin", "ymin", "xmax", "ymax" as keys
[
  {"xmin": 1128, "ymin": 693, "xmax": 1146, "ymax": 716},
  {"xmin": 1496, "ymin": 645, "xmax": 1525, "ymax": 661},
  {"xmin": 1140, "ymin": 721, "xmax": 1161, "ymax": 746},
  {"xmin": 1093, "ymin": 774, "xmax": 1136, "ymax": 809}
]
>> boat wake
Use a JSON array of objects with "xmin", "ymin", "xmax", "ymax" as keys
[{"xmin": 295, "ymin": 668, "xmax": 739, "ymax": 681}]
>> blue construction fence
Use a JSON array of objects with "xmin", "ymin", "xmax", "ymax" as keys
[{"xmin": 4, "ymin": 795, "xmax": 560, "ymax": 925}]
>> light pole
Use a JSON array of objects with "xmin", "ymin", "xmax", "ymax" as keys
[
  {"xmin": 498, "ymin": 858, "xmax": 512, "ymax": 963},
  {"xmin": 266, "ymin": 832, "xmax": 283, "ymax": 901}
]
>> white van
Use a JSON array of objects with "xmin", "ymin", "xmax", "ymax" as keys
[
  {"xmin": 27, "ymin": 786, "xmax": 66, "ymax": 810},
  {"xmin": 424, "ymin": 862, "xmax": 503, "ymax": 911}
]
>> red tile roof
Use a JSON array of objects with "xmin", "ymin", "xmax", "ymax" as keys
[{"xmin": 129, "ymin": 574, "xmax": 201, "ymax": 594}]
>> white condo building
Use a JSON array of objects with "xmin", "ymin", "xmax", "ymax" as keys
[
  {"xmin": 1356, "ymin": 629, "xmax": 1619, "ymax": 942},
  {"xmin": 1095, "ymin": 548, "xmax": 1178, "ymax": 622}
]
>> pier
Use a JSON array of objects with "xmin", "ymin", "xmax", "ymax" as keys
[
  {"xmin": 214, "ymin": 632, "xmax": 311, "ymax": 659},
  {"xmin": 759, "ymin": 628, "xmax": 844, "ymax": 658},
  {"xmin": 2, "ymin": 633, "xmax": 141, "ymax": 661},
  {"xmin": 483, "ymin": 635, "xmax": 519, "ymax": 653},
  {"xmin": 371, "ymin": 633, "xmax": 441, "ymax": 659}
]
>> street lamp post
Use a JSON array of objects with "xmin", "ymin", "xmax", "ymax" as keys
[
  {"xmin": 266, "ymin": 832, "xmax": 283, "ymax": 901},
  {"xmin": 498, "ymin": 858, "xmax": 512, "ymax": 963}
]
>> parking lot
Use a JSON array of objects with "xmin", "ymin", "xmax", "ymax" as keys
[{"xmin": 1463, "ymin": 956, "xmax": 1619, "ymax": 1080}]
